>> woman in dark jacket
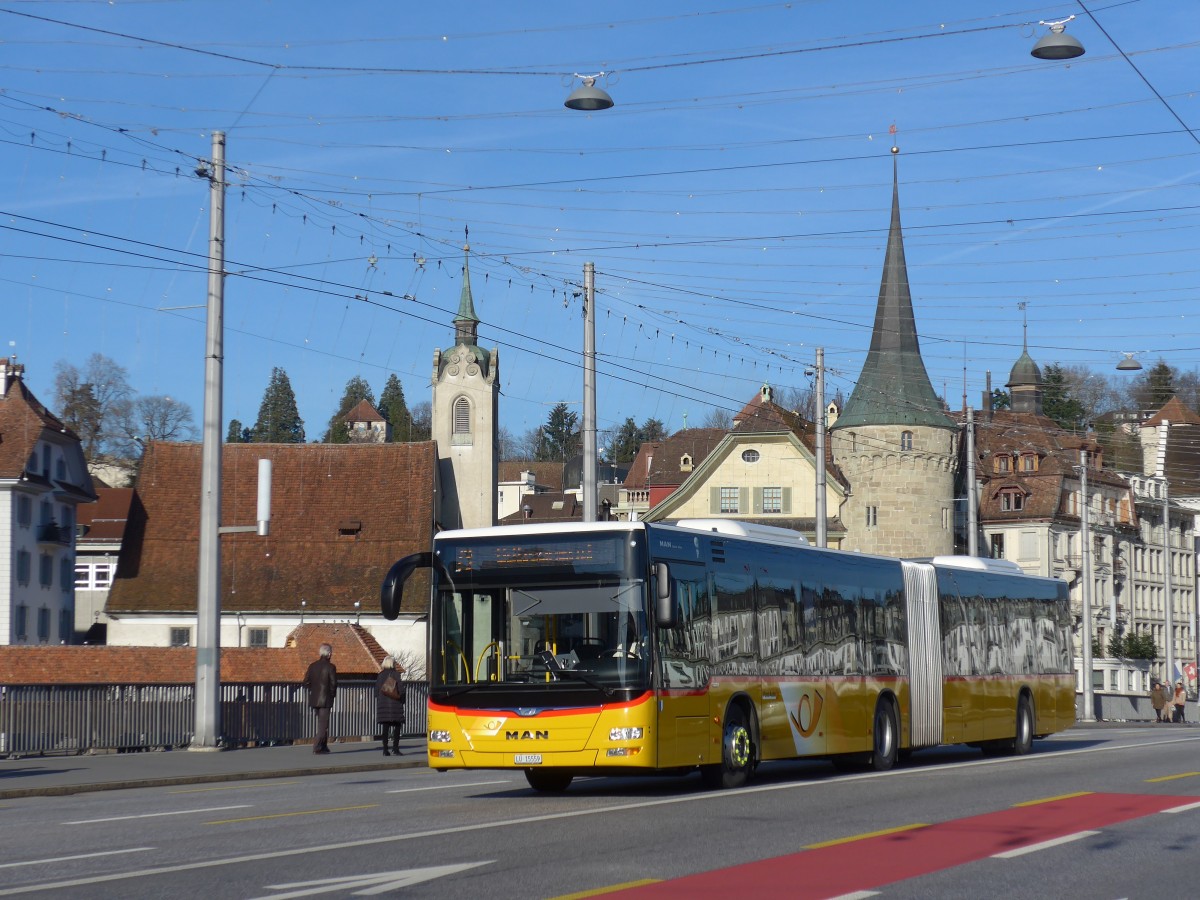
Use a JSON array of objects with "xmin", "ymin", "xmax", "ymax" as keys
[{"xmin": 375, "ymin": 656, "xmax": 407, "ymax": 756}]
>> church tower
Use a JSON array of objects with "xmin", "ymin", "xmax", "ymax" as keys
[
  {"xmin": 432, "ymin": 240, "xmax": 499, "ymax": 530},
  {"xmin": 829, "ymin": 148, "xmax": 957, "ymax": 556},
  {"xmin": 1006, "ymin": 315, "xmax": 1044, "ymax": 415}
]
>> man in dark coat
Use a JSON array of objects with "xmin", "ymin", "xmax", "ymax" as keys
[{"xmin": 303, "ymin": 643, "xmax": 337, "ymax": 754}]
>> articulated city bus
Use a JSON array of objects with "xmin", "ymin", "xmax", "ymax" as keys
[{"xmin": 380, "ymin": 519, "xmax": 1074, "ymax": 792}]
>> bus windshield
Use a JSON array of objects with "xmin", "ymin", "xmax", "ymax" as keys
[{"xmin": 431, "ymin": 531, "xmax": 650, "ymax": 693}]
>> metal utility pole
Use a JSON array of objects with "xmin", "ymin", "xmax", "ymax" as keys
[
  {"xmin": 582, "ymin": 262, "xmax": 597, "ymax": 523},
  {"xmin": 966, "ymin": 408, "xmax": 978, "ymax": 556},
  {"xmin": 193, "ymin": 131, "xmax": 226, "ymax": 750},
  {"xmin": 814, "ymin": 348, "xmax": 826, "ymax": 548},
  {"xmin": 1163, "ymin": 477, "xmax": 1173, "ymax": 685},
  {"xmin": 1079, "ymin": 449, "xmax": 1095, "ymax": 723}
]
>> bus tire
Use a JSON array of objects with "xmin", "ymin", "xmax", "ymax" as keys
[
  {"xmin": 1014, "ymin": 695, "xmax": 1034, "ymax": 756},
  {"xmin": 701, "ymin": 704, "xmax": 754, "ymax": 789},
  {"xmin": 524, "ymin": 769, "xmax": 573, "ymax": 792},
  {"xmin": 868, "ymin": 699, "xmax": 898, "ymax": 772}
]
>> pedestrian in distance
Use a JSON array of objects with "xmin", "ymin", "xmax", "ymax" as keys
[
  {"xmin": 1150, "ymin": 680, "xmax": 1168, "ymax": 723},
  {"xmin": 375, "ymin": 655, "xmax": 407, "ymax": 756},
  {"xmin": 1173, "ymin": 680, "xmax": 1187, "ymax": 724},
  {"xmin": 303, "ymin": 642, "xmax": 337, "ymax": 753}
]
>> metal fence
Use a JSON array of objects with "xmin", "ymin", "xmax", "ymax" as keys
[
  {"xmin": 0, "ymin": 681, "xmax": 428, "ymax": 758},
  {"xmin": 1077, "ymin": 691, "xmax": 1198, "ymax": 723}
]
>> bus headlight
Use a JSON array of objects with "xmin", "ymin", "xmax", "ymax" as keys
[
  {"xmin": 609, "ymin": 727, "xmax": 643, "ymax": 741},
  {"xmin": 429, "ymin": 730, "xmax": 452, "ymax": 743}
]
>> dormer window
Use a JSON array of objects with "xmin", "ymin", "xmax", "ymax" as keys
[
  {"xmin": 680, "ymin": 454, "xmax": 693, "ymax": 472},
  {"xmin": 999, "ymin": 488, "xmax": 1026, "ymax": 512},
  {"xmin": 1020, "ymin": 453, "xmax": 1038, "ymax": 473},
  {"xmin": 994, "ymin": 455, "xmax": 1010, "ymax": 474}
]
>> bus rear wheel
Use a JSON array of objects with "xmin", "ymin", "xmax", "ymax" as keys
[
  {"xmin": 701, "ymin": 705, "xmax": 754, "ymax": 789},
  {"xmin": 868, "ymin": 700, "xmax": 898, "ymax": 772},
  {"xmin": 524, "ymin": 769, "xmax": 573, "ymax": 792}
]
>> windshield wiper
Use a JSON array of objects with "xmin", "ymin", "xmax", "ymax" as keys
[{"xmin": 554, "ymin": 668, "xmax": 615, "ymax": 696}]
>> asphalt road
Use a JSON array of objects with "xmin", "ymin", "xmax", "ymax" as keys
[{"xmin": 3, "ymin": 727, "xmax": 1199, "ymax": 899}]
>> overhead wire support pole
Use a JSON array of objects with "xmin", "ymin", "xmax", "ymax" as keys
[
  {"xmin": 193, "ymin": 130, "xmax": 226, "ymax": 750},
  {"xmin": 966, "ymin": 407, "xmax": 978, "ymax": 556},
  {"xmin": 1079, "ymin": 449, "xmax": 1095, "ymax": 723},
  {"xmin": 1163, "ymin": 477, "xmax": 1173, "ymax": 686},
  {"xmin": 582, "ymin": 262, "xmax": 597, "ymax": 523},
  {"xmin": 814, "ymin": 348, "xmax": 826, "ymax": 548}
]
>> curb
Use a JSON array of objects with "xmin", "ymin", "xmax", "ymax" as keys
[{"xmin": 0, "ymin": 757, "xmax": 426, "ymax": 800}]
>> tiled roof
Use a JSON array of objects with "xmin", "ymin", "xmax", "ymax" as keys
[
  {"xmin": 497, "ymin": 491, "xmax": 581, "ymax": 524},
  {"xmin": 1143, "ymin": 395, "xmax": 1200, "ymax": 427},
  {"xmin": 106, "ymin": 441, "xmax": 436, "ymax": 616},
  {"xmin": 645, "ymin": 429, "xmax": 727, "ymax": 486},
  {"xmin": 0, "ymin": 371, "xmax": 97, "ymax": 501},
  {"xmin": 0, "ymin": 624, "xmax": 385, "ymax": 684},
  {"xmin": 345, "ymin": 399, "xmax": 384, "ymax": 423},
  {"xmin": 732, "ymin": 396, "xmax": 849, "ymax": 488},
  {"xmin": 623, "ymin": 441, "xmax": 662, "ymax": 490},
  {"xmin": 77, "ymin": 487, "xmax": 134, "ymax": 544},
  {"xmin": 497, "ymin": 460, "xmax": 564, "ymax": 489},
  {"xmin": 972, "ymin": 410, "xmax": 1133, "ymax": 525}
]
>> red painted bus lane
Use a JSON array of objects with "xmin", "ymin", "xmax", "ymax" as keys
[{"xmin": 610, "ymin": 793, "xmax": 1195, "ymax": 899}]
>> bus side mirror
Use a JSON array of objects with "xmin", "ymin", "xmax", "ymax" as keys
[
  {"xmin": 654, "ymin": 562, "xmax": 676, "ymax": 628},
  {"xmin": 380, "ymin": 552, "xmax": 432, "ymax": 620}
]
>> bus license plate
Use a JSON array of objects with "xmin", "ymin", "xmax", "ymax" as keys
[{"xmin": 514, "ymin": 754, "xmax": 542, "ymax": 765}]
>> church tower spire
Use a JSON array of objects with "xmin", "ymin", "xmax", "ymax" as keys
[
  {"xmin": 828, "ymin": 146, "xmax": 957, "ymax": 557},
  {"xmin": 431, "ymin": 227, "xmax": 499, "ymax": 530}
]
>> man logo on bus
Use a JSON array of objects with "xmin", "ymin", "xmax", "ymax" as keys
[
  {"xmin": 789, "ymin": 690, "xmax": 823, "ymax": 739},
  {"xmin": 506, "ymin": 730, "xmax": 549, "ymax": 740}
]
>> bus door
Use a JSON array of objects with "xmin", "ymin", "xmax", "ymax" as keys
[{"xmin": 656, "ymin": 562, "xmax": 714, "ymax": 769}]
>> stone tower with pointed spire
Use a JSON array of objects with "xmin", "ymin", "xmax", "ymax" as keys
[
  {"xmin": 432, "ymin": 239, "xmax": 499, "ymax": 529},
  {"xmin": 829, "ymin": 149, "xmax": 957, "ymax": 556}
]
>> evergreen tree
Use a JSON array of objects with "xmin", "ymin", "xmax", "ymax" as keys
[
  {"xmin": 226, "ymin": 419, "xmax": 249, "ymax": 443},
  {"xmin": 537, "ymin": 403, "xmax": 580, "ymax": 461},
  {"xmin": 1130, "ymin": 359, "xmax": 1177, "ymax": 413},
  {"xmin": 323, "ymin": 375, "xmax": 375, "ymax": 443},
  {"xmin": 251, "ymin": 367, "xmax": 305, "ymax": 443},
  {"xmin": 1041, "ymin": 363, "xmax": 1087, "ymax": 430},
  {"xmin": 378, "ymin": 374, "xmax": 414, "ymax": 442},
  {"xmin": 990, "ymin": 388, "xmax": 1010, "ymax": 411},
  {"xmin": 607, "ymin": 417, "xmax": 642, "ymax": 465}
]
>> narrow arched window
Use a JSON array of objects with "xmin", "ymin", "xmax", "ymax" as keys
[
  {"xmin": 453, "ymin": 397, "xmax": 471, "ymax": 434},
  {"xmin": 900, "ymin": 430, "xmax": 913, "ymax": 451}
]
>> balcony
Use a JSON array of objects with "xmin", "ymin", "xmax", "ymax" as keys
[{"xmin": 37, "ymin": 522, "xmax": 71, "ymax": 546}]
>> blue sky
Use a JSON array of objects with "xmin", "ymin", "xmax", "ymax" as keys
[{"xmin": 2, "ymin": 1, "xmax": 1197, "ymax": 445}]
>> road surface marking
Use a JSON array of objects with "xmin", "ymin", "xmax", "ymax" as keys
[
  {"xmin": 1012, "ymin": 791, "xmax": 1092, "ymax": 806},
  {"xmin": 0, "ymin": 848, "xmax": 154, "ymax": 870},
  {"xmin": 65, "ymin": 805, "xmax": 251, "ymax": 824},
  {"xmin": 805, "ymin": 823, "xmax": 929, "ymax": 849},
  {"xmin": 1145, "ymin": 771, "xmax": 1200, "ymax": 783},
  {"xmin": 992, "ymin": 830, "xmax": 1099, "ymax": 858},
  {"xmin": 594, "ymin": 793, "xmax": 1195, "ymax": 899},
  {"xmin": 251, "ymin": 862, "xmax": 491, "ymax": 899},
  {"xmin": 206, "ymin": 804, "xmax": 377, "ymax": 825},
  {"xmin": 3, "ymin": 739, "xmax": 1199, "ymax": 896},
  {"xmin": 545, "ymin": 879, "xmax": 662, "ymax": 900},
  {"xmin": 385, "ymin": 779, "xmax": 511, "ymax": 793},
  {"xmin": 1161, "ymin": 799, "xmax": 1200, "ymax": 814},
  {"xmin": 171, "ymin": 782, "xmax": 298, "ymax": 794}
]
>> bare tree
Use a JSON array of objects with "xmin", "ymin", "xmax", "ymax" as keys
[
  {"xmin": 53, "ymin": 353, "xmax": 133, "ymax": 459},
  {"xmin": 113, "ymin": 395, "xmax": 197, "ymax": 457},
  {"xmin": 701, "ymin": 407, "xmax": 733, "ymax": 430}
]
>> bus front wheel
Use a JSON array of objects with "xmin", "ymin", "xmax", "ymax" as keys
[
  {"xmin": 868, "ymin": 700, "xmax": 898, "ymax": 772},
  {"xmin": 701, "ymin": 705, "xmax": 754, "ymax": 789},
  {"xmin": 524, "ymin": 769, "xmax": 573, "ymax": 792}
]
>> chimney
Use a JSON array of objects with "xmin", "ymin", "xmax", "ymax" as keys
[
  {"xmin": 1, "ymin": 356, "xmax": 25, "ymax": 398},
  {"xmin": 982, "ymin": 370, "xmax": 994, "ymax": 421}
]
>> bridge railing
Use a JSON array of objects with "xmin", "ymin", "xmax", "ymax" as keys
[{"xmin": 0, "ymin": 681, "xmax": 428, "ymax": 757}]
